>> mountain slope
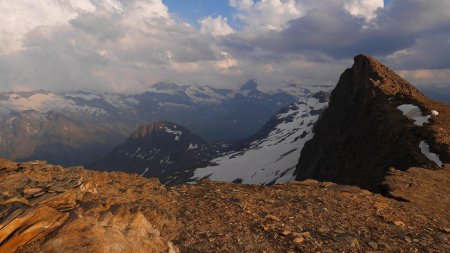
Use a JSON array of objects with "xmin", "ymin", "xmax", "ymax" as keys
[
  {"xmin": 92, "ymin": 122, "xmax": 218, "ymax": 182},
  {"xmin": 0, "ymin": 110, "xmax": 127, "ymax": 166},
  {"xmin": 190, "ymin": 92, "xmax": 329, "ymax": 185},
  {"xmin": 295, "ymin": 55, "xmax": 450, "ymax": 192}
]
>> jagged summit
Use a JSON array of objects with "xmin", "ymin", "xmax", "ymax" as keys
[{"xmin": 295, "ymin": 55, "xmax": 450, "ymax": 192}]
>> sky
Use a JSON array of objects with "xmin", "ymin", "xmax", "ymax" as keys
[{"xmin": 0, "ymin": 0, "xmax": 449, "ymax": 93}]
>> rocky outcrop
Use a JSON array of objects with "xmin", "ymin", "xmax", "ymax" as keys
[
  {"xmin": 0, "ymin": 159, "xmax": 177, "ymax": 253},
  {"xmin": 382, "ymin": 164, "xmax": 450, "ymax": 213},
  {"xmin": 295, "ymin": 55, "xmax": 450, "ymax": 192}
]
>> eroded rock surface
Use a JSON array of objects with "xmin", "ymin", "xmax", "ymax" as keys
[{"xmin": 1, "ymin": 159, "xmax": 449, "ymax": 252}]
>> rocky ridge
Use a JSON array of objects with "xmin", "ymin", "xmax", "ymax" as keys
[{"xmin": 1, "ymin": 159, "xmax": 449, "ymax": 252}]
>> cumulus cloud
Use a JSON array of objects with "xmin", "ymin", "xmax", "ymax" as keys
[
  {"xmin": 0, "ymin": 0, "xmax": 234, "ymax": 92},
  {"xmin": 343, "ymin": 0, "xmax": 384, "ymax": 21},
  {"xmin": 227, "ymin": 0, "xmax": 449, "ymax": 84},
  {"xmin": 0, "ymin": 0, "xmax": 95, "ymax": 53},
  {"xmin": 0, "ymin": 0, "xmax": 448, "ymax": 92},
  {"xmin": 199, "ymin": 16, "xmax": 235, "ymax": 36},
  {"xmin": 230, "ymin": 0, "xmax": 302, "ymax": 32}
]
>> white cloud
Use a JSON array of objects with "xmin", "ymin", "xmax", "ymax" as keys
[
  {"xmin": 199, "ymin": 16, "xmax": 235, "ymax": 37},
  {"xmin": 231, "ymin": 0, "xmax": 302, "ymax": 32},
  {"xmin": 229, "ymin": 0, "xmax": 383, "ymax": 33},
  {"xmin": 215, "ymin": 51, "xmax": 238, "ymax": 70},
  {"xmin": 230, "ymin": 0, "xmax": 254, "ymax": 10},
  {"xmin": 0, "ymin": 0, "xmax": 447, "ymax": 93},
  {"xmin": 0, "ymin": 0, "xmax": 95, "ymax": 53},
  {"xmin": 343, "ymin": 0, "xmax": 383, "ymax": 21}
]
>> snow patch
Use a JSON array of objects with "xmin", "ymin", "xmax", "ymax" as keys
[
  {"xmin": 165, "ymin": 127, "xmax": 182, "ymax": 136},
  {"xmin": 419, "ymin": 141, "xmax": 443, "ymax": 167},
  {"xmin": 140, "ymin": 167, "xmax": 149, "ymax": 176},
  {"xmin": 135, "ymin": 147, "xmax": 141, "ymax": 154},
  {"xmin": 397, "ymin": 104, "xmax": 431, "ymax": 126},
  {"xmin": 187, "ymin": 143, "xmax": 198, "ymax": 150},
  {"xmin": 158, "ymin": 102, "xmax": 191, "ymax": 109},
  {"xmin": 431, "ymin": 110, "xmax": 439, "ymax": 116},
  {"xmin": 160, "ymin": 156, "xmax": 173, "ymax": 164}
]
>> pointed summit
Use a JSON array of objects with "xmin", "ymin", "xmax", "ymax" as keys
[
  {"xmin": 350, "ymin": 54, "xmax": 424, "ymax": 97},
  {"xmin": 295, "ymin": 55, "xmax": 449, "ymax": 192},
  {"xmin": 130, "ymin": 121, "xmax": 179, "ymax": 139},
  {"xmin": 93, "ymin": 121, "xmax": 213, "ymax": 183}
]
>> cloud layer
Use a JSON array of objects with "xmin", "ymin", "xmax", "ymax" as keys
[{"xmin": 0, "ymin": 0, "xmax": 448, "ymax": 92}]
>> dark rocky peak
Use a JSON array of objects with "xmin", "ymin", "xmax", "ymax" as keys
[
  {"xmin": 295, "ymin": 55, "xmax": 450, "ymax": 193},
  {"xmin": 92, "ymin": 121, "xmax": 212, "ymax": 182},
  {"xmin": 130, "ymin": 121, "xmax": 182, "ymax": 139},
  {"xmin": 240, "ymin": 79, "xmax": 259, "ymax": 91},
  {"xmin": 348, "ymin": 55, "xmax": 424, "ymax": 97}
]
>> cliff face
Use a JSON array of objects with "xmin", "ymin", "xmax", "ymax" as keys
[{"xmin": 295, "ymin": 55, "xmax": 450, "ymax": 192}]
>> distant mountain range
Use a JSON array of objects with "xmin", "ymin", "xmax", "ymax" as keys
[{"xmin": 0, "ymin": 80, "xmax": 329, "ymax": 166}]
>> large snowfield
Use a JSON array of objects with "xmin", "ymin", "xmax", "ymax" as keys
[{"xmin": 192, "ymin": 96, "xmax": 328, "ymax": 184}]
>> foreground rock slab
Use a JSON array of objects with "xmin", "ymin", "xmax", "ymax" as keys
[{"xmin": 0, "ymin": 159, "xmax": 177, "ymax": 253}]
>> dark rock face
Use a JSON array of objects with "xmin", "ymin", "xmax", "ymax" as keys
[{"xmin": 295, "ymin": 55, "xmax": 450, "ymax": 192}]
